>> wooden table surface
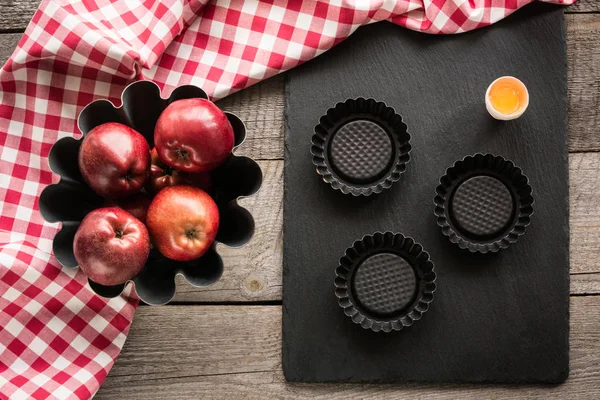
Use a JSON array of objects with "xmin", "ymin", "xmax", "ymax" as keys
[{"xmin": 2, "ymin": 1, "xmax": 599, "ymax": 398}]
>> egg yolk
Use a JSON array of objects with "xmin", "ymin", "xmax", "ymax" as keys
[{"xmin": 488, "ymin": 78, "xmax": 526, "ymax": 115}]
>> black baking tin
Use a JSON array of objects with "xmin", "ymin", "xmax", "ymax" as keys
[
  {"xmin": 39, "ymin": 81, "xmax": 262, "ymax": 305},
  {"xmin": 311, "ymin": 98, "xmax": 411, "ymax": 196},
  {"xmin": 434, "ymin": 153, "xmax": 534, "ymax": 253},
  {"xmin": 284, "ymin": 3, "xmax": 569, "ymax": 384},
  {"xmin": 334, "ymin": 232, "xmax": 436, "ymax": 333}
]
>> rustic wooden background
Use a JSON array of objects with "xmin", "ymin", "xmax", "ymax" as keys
[{"xmin": 1, "ymin": 1, "xmax": 599, "ymax": 398}]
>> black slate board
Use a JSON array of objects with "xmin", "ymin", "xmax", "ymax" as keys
[{"xmin": 283, "ymin": 3, "xmax": 569, "ymax": 383}]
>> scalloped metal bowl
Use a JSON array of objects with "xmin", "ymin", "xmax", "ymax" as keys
[
  {"xmin": 433, "ymin": 153, "xmax": 533, "ymax": 253},
  {"xmin": 39, "ymin": 81, "xmax": 263, "ymax": 305},
  {"xmin": 334, "ymin": 232, "xmax": 436, "ymax": 333}
]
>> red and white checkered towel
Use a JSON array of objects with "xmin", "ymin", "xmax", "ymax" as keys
[{"xmin": 0, "ymin": 0, "xmax": 575, "ymax": 398}]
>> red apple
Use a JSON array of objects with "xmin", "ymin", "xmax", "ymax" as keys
[
  {"xmin": 154, "ymin": 98, "xmax": 234, "ymax": 173},
  {"xmin": 78, "ymin": 122, "xmax": 150, "ymax": 198},
  {"xmin": 106, "ymin": 193, "xmax": 152, "ymax": 224},
  {"xmin": 146, "ymin": 186, "xmax": 219, "ymax": 261},
  {"xmin": 147, "ymin": 148, "xmax": 212, "ymax": 194},
  {"xmin": 73, "ymin": 207, "xmax": 150, "ymax": 286}
]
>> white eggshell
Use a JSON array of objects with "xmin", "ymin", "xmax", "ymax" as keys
[{"xmin": 485, "ymin": 76, "xmax": 529, "ymax": 121}]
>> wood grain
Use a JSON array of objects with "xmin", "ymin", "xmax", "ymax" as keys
[
  {"xmin": 0, "ymin": 0, "xmax": 34, "ymax": 32},
  {"xmin": 216, "ymin": 76, "xmax": 285, "ymax": 161},
  {"xmin": 566, "ymin": 13, "xmax": 600, "ymax": 153},
  {"xmin": 570, "ymin": 153, "xmax": 600, "ymax": 276},
  {"xmin": 570, "ymin": 0, "xmax": 600, "ymax": 12},
  {"xmin": 96, "ymin": 298, "xmax": 600, "ymax": 398},
  {"xmin": 571, "ymin": 273, "xmax": 600, "ymax": 294},
  {"xmin": 0, "ymin": 32, "xmax": 20, "ymax": 63}
]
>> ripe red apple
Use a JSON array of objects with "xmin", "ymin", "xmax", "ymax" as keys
[
  {"xmin": 147, "ymin": 148, "xmax": 212, "ymax": 194},
  {"xmin": 146, "ymin": 186, "xmax": 219, "ymax": 261},
  {"xmin": 73, "ymin": 207, "xmax": 150, "ymax": 286},
  {"xmin": 78, "ymin": 122, "xmax": 150, "ymax": 198},
  {"xmin": 106, "ymin": 193, "xmax": 152, "ymax": 224},
  {"xmin": 154, "ymin": 98, "xmax": 234, "ymax": 173}
]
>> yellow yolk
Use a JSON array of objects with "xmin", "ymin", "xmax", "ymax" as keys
[{"xmin": 488, "ymin": 78, "xmax": 527, "ymax": 115}]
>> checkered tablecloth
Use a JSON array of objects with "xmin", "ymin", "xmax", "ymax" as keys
[{"xmin": 0, "ymin": 0, "xmax": 575, "ymax": 398}]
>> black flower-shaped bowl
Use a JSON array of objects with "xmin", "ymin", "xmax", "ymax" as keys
[{"xmin": 39, "ymin": 81, "xmax": 263, "ymax": 305}]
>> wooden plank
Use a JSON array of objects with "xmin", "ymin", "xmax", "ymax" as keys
[
  {"xmin": 0, "ymin": 0, "xmax": 35, "ymax": 32},
  {"xmin": 96, "ymin": 298, "xmax": 600, "ymax": 398},
  {"xmin": 570, "ymin": 153, "xmax": 600, "ymax": 275},
  {"xmin": 0, "ymin": 32, "xmax": 20, "ymax": 64},
  {"xmin": 216, "ymin": 75, "xmax": 284, "ymax": 161},
  {"xmin": 570, "ymin": 0, "xmax": 600, "ymax": 12},
  {"xmin": 571, "ymin": 273, "xmax": 600, "ymax": 295},
  {"xmin": 102, "ymin": 306, "xmax": 281, "ymax": 382},
  {"xmin": 566, "ymin": 14, "xmax": 600, "ymax": 153},
  {"xmin": 0, "ymin": 0, "xmax": 598, "ymax": 33}
]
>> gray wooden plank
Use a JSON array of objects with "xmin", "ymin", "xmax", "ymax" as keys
[
  {"xmin": 570, "ymin": 0, "xmax": 600, "ymax": 12},
  {"xmin": 571, "ymin": 273, "xmax": 600, "ymax": 294},
  {"xmin": 0, "ymin": 32, "xmax": 20, "ymax": 63},
  {"xmin": 96, "ymin": 298, "xmax": 600, "ymax": 398},
  {"xmin": 0, "ymin": 0, "xmax": 34, "ymax": 32},
  {"xmin": 566, "ymin": 14, "xmax": 600, "ymax": 153},
  {"xmin": 216, "ymin": 75, "xmax": 284, "ymax": 161},
  {"xmin": 570, "ymin": 152, "xmax": 600, "ymax": 276}
]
